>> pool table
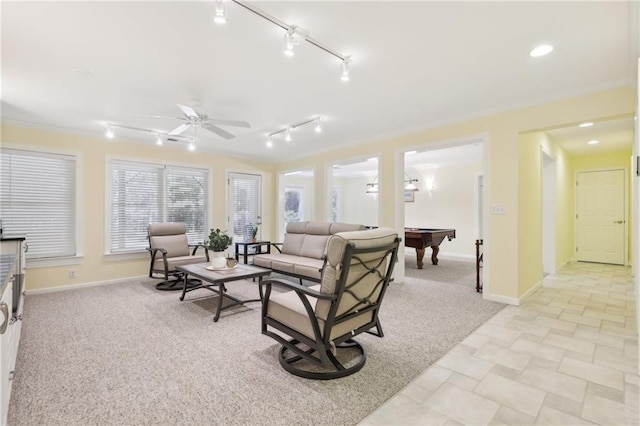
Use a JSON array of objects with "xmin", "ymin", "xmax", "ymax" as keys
[{"xmin": 405, "ymin": 228, "xmax": 456, "ymax": 269}]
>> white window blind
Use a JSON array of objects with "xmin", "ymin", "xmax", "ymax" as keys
[
  {"xmin": 0, "ymin": 149, "xmax": 77, "ymax": 260},
  {"xmin": 109, "ymin": 160, "xmax": 208, "ymax": 253}
]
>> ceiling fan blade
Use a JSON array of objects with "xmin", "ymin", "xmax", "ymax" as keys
[
  {"xmin": 134, "ymin": 114, "xmax": 186, "ymax": 121},
  {"xmin": 177, "ymin": 104, "xmax": 200, "ymax": 119},
  {"xmin": 202, "ymin": 122, "xmax": 235, "ymax": 139},
  {"xmin": 206, "ymin": 118, "xmax": 251, "ymax": 128},
  {"xmin": 169, "ymin": 123, "xmax": 191, "ymax": 136}
]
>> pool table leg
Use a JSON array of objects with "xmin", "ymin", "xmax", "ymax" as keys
[
  {"xmin": 431, "ymin": 245, "xmax": 440, "ymax": 265},
  {"xmin": 415, "ymin": 248, "xmax": 425, "ymax": 269}
]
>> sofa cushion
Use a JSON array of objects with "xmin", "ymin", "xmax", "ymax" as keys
[
  {"xmin": 153, "ymin": 254, "xmax": 207, "ymax": 272},
  {"xmin": 254, "ymin": 253, "xmax": 323, "ymax": 280},
  {"xmin": 267, "ymin": 284, "xmax": 374, "ymax": 341}
]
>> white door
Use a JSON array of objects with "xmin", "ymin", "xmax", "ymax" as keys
[
  {"xmin": 576, "ymin": 169, "xmax": 625, "ymax": 265},
  {"xmin": 228, "ymin": 173, "xmax": 262, "ymax": 248}
]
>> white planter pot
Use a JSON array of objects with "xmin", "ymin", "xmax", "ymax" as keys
[{"xmin": 210, "ymin": 251, "xmax": 226, "ymax": 269}]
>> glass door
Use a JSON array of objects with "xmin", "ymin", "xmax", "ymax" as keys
[{"xmin": 228, "ymin": 172, "xmax": 262, "ymax": 251}]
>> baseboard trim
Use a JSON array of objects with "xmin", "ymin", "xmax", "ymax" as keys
[
  {"xmin": 520, "ymin": 279, "xmax": 543, "ymax": 302},
  {"xmin": 437, "ymin": 253, "xmax": 475, "ymax": 261},
  {"xmin": 483, "ymin": 292, "xmax": 520, "ymax": 306},
  {"xmin": 26, "ymin": 275, "xmax": 148, "ymax": 295}
]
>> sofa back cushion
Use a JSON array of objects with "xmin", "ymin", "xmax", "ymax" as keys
[
  {"xmin": 281, "ymin": 222, "xmax": 365, "ymax": 259},
  {"xmin": 148, "ymin": 223, "xmax": 190, "ymax": 257},
  {"xmin": 315, "ymin": 228, "xmax": 399, "ymax": 322}
]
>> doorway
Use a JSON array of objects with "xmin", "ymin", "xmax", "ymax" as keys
[
  {"xmin": 575, "ymin": 169, "xmax": 626, "ymax": 265},
  {"xmin": 228, "ymin": 172, "xmax": 262, "ymax": 248}
]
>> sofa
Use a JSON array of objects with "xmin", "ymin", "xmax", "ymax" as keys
[{"xmin": 253, "ymin": 221, "xmax": 365, "ymax": 282}]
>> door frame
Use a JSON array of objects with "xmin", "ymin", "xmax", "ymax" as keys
[
  {"xmin": 226, "ymin": 170, "xmax": 265, "ymax": 253},
  {"xmin": 573, "ymin": 167, "xmax": 628, "ymax": 265}
]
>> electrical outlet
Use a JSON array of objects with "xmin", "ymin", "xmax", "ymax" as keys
[
  {"xmin": 490, "ymin": 204, "xmax": 506, "ymax": 215},
  {"xmin": 68, "ymin": 270, "xmax": 76, "ymax": 279}
]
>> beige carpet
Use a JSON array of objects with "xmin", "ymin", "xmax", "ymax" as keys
[{"xmin": 8, "ymin": 256, "xmax": 503, "ymax": 425}]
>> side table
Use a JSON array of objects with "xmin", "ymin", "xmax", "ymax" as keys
[{"xmin": 235, "ymin": 241, "xmax": 271, "ymax": 264}]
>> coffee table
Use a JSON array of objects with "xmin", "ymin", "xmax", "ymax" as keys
[{"xmin": 176, "ymin": 263, "xmax": 271, "ymax": 322}]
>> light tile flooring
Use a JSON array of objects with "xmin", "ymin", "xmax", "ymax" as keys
[{"xmin": 360, "ymin": 262, "xmax": 639, "ymax": 425}]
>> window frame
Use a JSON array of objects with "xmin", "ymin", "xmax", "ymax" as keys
[{"xmin": 105, "ymin": 156, "xmax": 212, "ymax": 258}]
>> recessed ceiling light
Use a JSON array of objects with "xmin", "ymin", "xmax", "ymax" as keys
[
  {"xmin": 579, "ymin": 122, "xmax": 593, "ymax": 128},
  {"xmin": 587, "ymin": 140, "xmax": 599, "ymax": 145},
  {"xmin": 530, "ymin": 44, "xmax": 554, "ymax": 57}
]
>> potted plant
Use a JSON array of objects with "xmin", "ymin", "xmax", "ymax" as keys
[
  {"xmin": 206, "ymin": 228, "xmax": 233, "ymax": 268},
  {"xmin": 250, "ymin": 224, "xmax": 258, "ymax": 243}
]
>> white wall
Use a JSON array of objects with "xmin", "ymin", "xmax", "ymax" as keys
[
  {"xmin": 405, "ymin": 162, "xmax": 483, "ymax": 258},
  {"xmin": 334, "ymin": 176, "xmax": 379, "ymax": 227}
]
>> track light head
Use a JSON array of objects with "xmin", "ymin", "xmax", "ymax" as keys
[
  {"xmin": 214, "ymin": 0, "xmax": 228, "ymax": 24},
  {"xmin": 341, "ymin": 57, "xmax": 351, "ymax": 81},
  {"xmin": 106, "ymin": 125, "xmax": 114, "ymax": 139},
  {"xmin": 266, "ymin": 135, "xmax": 273, "ymax": 148},
  {"xmin": 285, "ymin": 127, "xmax": 292, "ymax": 141},
  {"xmin": 315, "ymin": 117, "xmax": 322, "ymax": 133},
  {"xmin": 188, "ymin": 141, "xmax": 196, "ymax": 151},
  {"xmin": 156, "ymin": 134, "xmax": 163, "ymax": 146}
]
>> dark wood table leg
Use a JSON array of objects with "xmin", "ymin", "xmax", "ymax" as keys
[
  {"xmin": 213, "ymin": 283, "xmax": 226, "ymax": 322},
  {"xmin": 431, "ymin": 245, "xmax": 440, "ymax": 265},
  {"xmin": 180, "ymin": 273, "xmax": 188, "ymax": 301},
  {"xmin": 415, "ymin": 248, "xmax": 425, "ymax": 269}
]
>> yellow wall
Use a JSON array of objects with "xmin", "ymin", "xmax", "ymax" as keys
[
  {"xmin": 517, "ymin": 131, "xmax": 574, "ymax": 297},
  {"xmin": 1, "ymin": 125, "xmax": 275, "ymax": 291},
  {"xmin": 275, "ymin": 87, "xmax": 635, "ymax": 303},
  {"xmin": 2, "ymin": 87, "xmax": 635, "ymax": 302}
]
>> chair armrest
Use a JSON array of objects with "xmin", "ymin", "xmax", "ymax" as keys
[
  {"xmin": 147, "ymin": 247, "xmax": 167, "ymax": 256},
  {"xmin": 260, "ymin": 278, "xmax": 335, "ymax": 301},
  {"xmin": 189, "ymin": 243, "xmax": 208, "ymax": 256},
  {"xmin": 268, "ymin": 243, "xmax": 283, "ymax": 253}
]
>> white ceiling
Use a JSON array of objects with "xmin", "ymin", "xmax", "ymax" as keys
[{"xmin": 2, "ymin": 1, "xmax": 636, "ymax": 162}]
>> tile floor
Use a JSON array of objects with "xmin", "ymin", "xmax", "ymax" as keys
[{"xmin": 359, "ymin": 262, "xmax": 639, "ymax": 425}]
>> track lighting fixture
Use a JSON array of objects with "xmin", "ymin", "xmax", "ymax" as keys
[
  {"xmin": 229, "ymin": 1, "xmax": 352, "ymax": 81},
  {"xmin": 188, "ymin": 141, "xmax": 196, "ymax": 151},
  {"xmin": 105, "ymin": 123, "xmax": 192, "ymax": 150},
  {"xmin": 214, "ymin": 0, "xmax": 228, "ymax": 24},
  {"xmin": 284, "ymin": 28, "xmax": 295, "ymax": 56},
  {"xmin": 341, "ymin": 57, "xmax": 351, "ymax": 82},
  {"xmin": 267, "ymin": 116, "xmax": 323, "ymax": 147}
]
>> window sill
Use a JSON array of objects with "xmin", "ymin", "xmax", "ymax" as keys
[
  {"xmin": 104, "ymin": 251, "xmax": 149, "ymax": 262},
  {"xmin": 27, "ymin": 256, "xmax": 84, "ymax": 269}
]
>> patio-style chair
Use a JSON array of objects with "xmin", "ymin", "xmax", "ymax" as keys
[
  {"xmin": 260, "ymin": 227, "xmax": 400, "ymax": 379},
  {"xmin": 147, "ymin": 222, "xmax": 209, "ymax": 291}
]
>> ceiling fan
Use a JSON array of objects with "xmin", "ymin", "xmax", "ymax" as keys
[{"xmin": 157, "ymin": 104, "xmax": 251, "ymax": 140}]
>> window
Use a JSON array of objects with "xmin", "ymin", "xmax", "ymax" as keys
[
  {"xmin": 284, "ymin": 186, "xmax": 304, "ymax": 225},
  {"xmin": 109, "ymin": 160, "xmax": 208, "ymax": 253},
  {"xmin": 0, "ymin": 148, "xmax": 77, "ymax": 260}
]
